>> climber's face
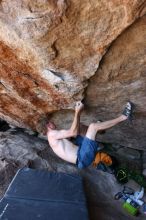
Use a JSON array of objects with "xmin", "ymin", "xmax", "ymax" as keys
[{"xmin": 46, "ymin": 122, "xmax": 56, "ymax": 130}]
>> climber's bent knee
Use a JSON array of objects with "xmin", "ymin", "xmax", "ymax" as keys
[{"xmin": 85, "ymin": 123, "xmax": 99, "ymax": 140}]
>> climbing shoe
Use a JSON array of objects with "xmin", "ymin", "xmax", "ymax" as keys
[{"xmin": 122, "ymin": 101, "xmax": 135, "ymax": 121}]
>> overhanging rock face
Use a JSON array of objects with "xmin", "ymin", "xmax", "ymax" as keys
[
  {"xmin": 0, "ymin": 0, "xmax": 146, "ymax": 148},
  {"xmin": 85, "ymin": 15, "xmax": 146, "ymax": 150}
]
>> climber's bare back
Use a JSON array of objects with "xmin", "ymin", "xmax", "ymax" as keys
[{"xmin": 47, "ymin": 130, "xmax": 78, "ymax": 164}]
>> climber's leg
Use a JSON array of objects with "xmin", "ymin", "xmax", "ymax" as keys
[
  {"xmin": 85, "ymin": 101, "xmax": 134, "ymax": 140},
  {"xmin": 76, "ymin": 101, "xmax": 134, "ymax": 169},
  {"xmin": 85, "ymin": 115, "xmax": 127, "ymax": 140}
]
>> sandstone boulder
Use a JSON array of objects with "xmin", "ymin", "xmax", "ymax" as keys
[
  {"xmin": 0, "ymin": 0, "xmax": 146, "ymax": 134},
  {"xmin": 50, "ymin": 15, "xmax": 146, "ymax": 150},
  {"xmin": 85, "ymin": 15, "xmax": 146, "ymax": 150}
]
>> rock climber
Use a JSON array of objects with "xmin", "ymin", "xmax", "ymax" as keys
[{"xmin": 45, "ymin": 101, "xmax": 134, "ymax": 169}]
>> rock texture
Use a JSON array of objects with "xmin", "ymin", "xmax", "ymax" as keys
[
  {"xmin": 0, "ymin": 159, "xmax": 19, "ymax": 197},
  {"xmin": 0, "ymin": 130, "xmax": 145, "ymax": 220},
  {"xmin": 1, "ymin": 2, "xmax": 146, "ymax": 219},
  {"xmin": 85, "ymin": 15, "xmax": 146, "ymax": 150},
  {"xmin": 0, "ymin": 1, "xmax": 146, "ymax": 149},
  {"xmin": 0, "ymin": 129, "xmax": 78, "ymax": 197},
  {"xmin": 0, "ymin": 1, "xmax": 145, "ymax": 130},
  {"xmin": 50, "ymin": 15, "xmax": 146, "ymax": 150}
]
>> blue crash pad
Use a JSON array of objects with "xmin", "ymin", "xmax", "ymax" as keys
[{"xmin": 0, "ymin": 168, "xmax": 89, "ymax": 220}]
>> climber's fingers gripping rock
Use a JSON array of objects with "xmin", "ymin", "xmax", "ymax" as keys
[{"xmin": 75, "ymin": 101, "xmax": 84, "ymax": 113}]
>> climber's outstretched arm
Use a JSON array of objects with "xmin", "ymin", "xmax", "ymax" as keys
[
  {"xmin": 48, "ymin": 101, "xmax": 84, "ymax": 140},
  {"xmin": 70, "ymin": 101, "xmax": 84, "ymax": 136}
]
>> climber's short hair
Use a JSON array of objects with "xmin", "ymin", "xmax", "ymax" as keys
[
  {"xmin": 36, "ymin": 116, "xmax": 56, "ymax": 135},
  {"xmin": 36, "ymin": 116, "xmax": 49, "ymax": 135}
]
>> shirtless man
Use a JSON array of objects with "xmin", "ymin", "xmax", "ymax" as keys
[{"xmin": 46, "ymin": 101, "xmax": 133, "ymax": 169}]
